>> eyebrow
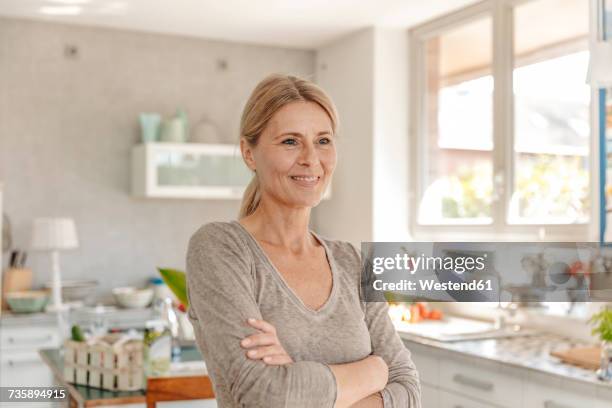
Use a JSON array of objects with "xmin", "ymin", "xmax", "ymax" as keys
[{"xmin": 275, "ymin": 131, "xmax": 332, "ymax": 139}]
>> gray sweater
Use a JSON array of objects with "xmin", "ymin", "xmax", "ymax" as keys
[{"xmin": 186, "ymin": 221, "xmax": 421, "ymax": 407}]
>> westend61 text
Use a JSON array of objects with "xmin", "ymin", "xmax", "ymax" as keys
[{"xmin": 373, "ymin": 279, "xmax": 494, "ymax": 292}]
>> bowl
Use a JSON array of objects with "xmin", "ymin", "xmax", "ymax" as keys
[
  {"xmin": 44, "ymin": 280, "xmax": 98, "ymax": 303},
  {"xmin": 6, "ymin": 290, "xmax": 50, "ymax": 313},
  {"xmin": 112, "ymin": 287, "xmax": 154, "ymax": 309}
]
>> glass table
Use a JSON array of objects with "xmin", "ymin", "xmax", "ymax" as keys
[{"xmin": 39, "ymin": 346, "xmax": 213, "ymax": 407}]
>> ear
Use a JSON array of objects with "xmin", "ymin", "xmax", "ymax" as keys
[{"xmin": 240, "ymin": 138, "xmax": 256, "ymax": 172}]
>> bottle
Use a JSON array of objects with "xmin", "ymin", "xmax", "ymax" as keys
[
  {"xmin": 143, "ymin": 320, "xmax": 171, "ymax": 378},
  {"xmin": 150, "ymin": 277, "xmax": 174, "ymax": 303},
  {"xmin": 160, "ymin": 298, "xmax": 181, "ymax": 361}
]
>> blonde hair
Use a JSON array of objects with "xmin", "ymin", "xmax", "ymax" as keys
[{"xmin": 238, "ymin": 74, "xmax": 339, "ymax": 218}]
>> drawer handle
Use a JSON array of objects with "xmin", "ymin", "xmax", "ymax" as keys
[
  {"xmin": 452, "ymin": 374, "xmax": 494, "ymax": 391},
  {"xmin": 544, "ymin": 401, "xmax": 575, "ymax": 408},
  {"xmin": 6, "ymin": 358, "xmax": 41, "ymax": 367},
  {"xmin": 7, "ymin": 334, "xmax": 53, "ymax": 345}
]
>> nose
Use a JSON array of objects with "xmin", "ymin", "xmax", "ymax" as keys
[{"xmin": 298, "ymin": 142, "xmax": 318, "ymax": 167}]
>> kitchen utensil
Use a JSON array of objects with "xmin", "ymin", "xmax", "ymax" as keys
[
  {"xmin": 139, "ymin": 113, "xmax": 161, "ymax": 143},
  {"xmin": 550, "ymin": 346, "xmax": 601, "ymax": 370},
  {"xmin": 9, "ymin": 250, "xmax": 17, "ymax": 267},
  {"xmin": 1, "ymin": 267, "xmax": 33, "ymax": 310},
  {"xmin": 18, "ymin": 252, "xmax": 27, "ymax": 268},
  {"xmin": 6, "ymin": 290, "xmax": 50, "ymax": 313},
  {"xmin": 112, "ymin": 287, "xmax": 154, "ymax": 309}
]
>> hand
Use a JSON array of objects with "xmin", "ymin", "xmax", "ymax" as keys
[{"xmin": 240, "ymin": 318, "xmax": 294, "ymax": 365}]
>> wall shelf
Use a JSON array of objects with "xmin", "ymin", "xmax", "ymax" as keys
[{"xmin": 131, "ymin": 143, "xmax": 251, "ymax": 199}]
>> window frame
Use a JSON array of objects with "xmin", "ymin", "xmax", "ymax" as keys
[{"xmin": 408, "ymin": 0, "xmax": 598, "ymax": 241}]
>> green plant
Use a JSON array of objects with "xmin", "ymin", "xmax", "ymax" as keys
[
  {"xmin": 157, "ymin": 268, "xmax": 189, "ymax": 308},
  {"xmin": 590, "ymin": 307, "xmax": 612, "ymax": 343}
]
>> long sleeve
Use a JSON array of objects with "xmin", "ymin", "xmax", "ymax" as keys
[
  {"xmin": 186, "ymin": 223, "xmax": 338, "ymax": 408},
  {"xmin": 365, "ymin": 300, "xmax": 422, "ymax": 407},
  {"xmin": 348, "ymin": 242, "xmax": 422, "ymax": 407}
]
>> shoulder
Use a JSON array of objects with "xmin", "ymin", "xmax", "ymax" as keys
[
  {"xmin": 187, "ymin": 221, "xmax": 252, "ymax": 261},
  {"xmin": 314, "ymin": 232, "xmax": 361, "ymax": 269},
  {"xmin": 186, "ymin": 222, "xmax": 255, "ymax": 287},
  {"xmin": 189, "ymin": 221, "xmax": 245, "ymax": 248}
]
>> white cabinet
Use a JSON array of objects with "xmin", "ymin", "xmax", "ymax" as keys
[
  {"xmin": 422, "ymin": 383, "xmax": 440, "ymax": 408},
  {"xmin": 405, "ymin": 340, "xmax": 610, "ymax": 408},
  {"xmin": 439, "ymin": 359, "xmax": 522, "ymax": 408},
  {"xmin": 131, "ymin": 143, "xmax": 252, "ymax": 199},
  {"xmin": 439, "ymin": 389, "xmax": 495, "ymax": 408},
  {"xmin": 411, "ymin": 350, "xmax": 439, "ymax": 387},
  {"xmin": 524, "ymin": 382, "xmax": 606, "ymax": 408},
  {"xmin": 0, "ymin": 325, "xmax": 58, "ymax": 388}
]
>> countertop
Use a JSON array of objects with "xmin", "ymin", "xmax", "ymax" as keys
[{"xmin": 399, "ymin": 329, "xmax": 612, "ymax": 399}]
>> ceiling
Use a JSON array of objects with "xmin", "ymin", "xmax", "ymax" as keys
[{"xmin": 0, "ymin": 0, "xmax": 479, "ymax": 49}]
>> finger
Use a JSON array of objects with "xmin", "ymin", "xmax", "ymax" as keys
[
  {"xmin": 240, "ymin": 333, "xmax": 277, "ymax": 348},
  {"xmin": 247, "ymin": 318, "xmax": 276, "ymax": 334},
  {"xmin": 246, "ymin": 345, "xmax": 284, "ymax": 360},
  {"xmin": 262, "ymin": 354, "xmax": 293, "ymax": 365}
]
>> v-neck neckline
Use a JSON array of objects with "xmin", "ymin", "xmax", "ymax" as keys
[{"xmin": 231, "ymin": 220, "xmax": 338, "ymax": 315}]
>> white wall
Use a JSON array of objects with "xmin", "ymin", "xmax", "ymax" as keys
[
  {"xmin": 372, "ymin": 29, "xmax": 411, "ymax": 242},
  {"xmin": 314, "ymin": 28, "xmax": 411, "ymax": 244}
]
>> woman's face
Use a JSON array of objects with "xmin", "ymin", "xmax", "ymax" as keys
[{"xmin": 242, "ymin": 101, "xmax": 336, "ymax": 209}]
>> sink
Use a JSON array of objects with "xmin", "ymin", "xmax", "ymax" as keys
[{"xmin": 394, "ymin": 315, "xmax": 536, "ymax": 342}]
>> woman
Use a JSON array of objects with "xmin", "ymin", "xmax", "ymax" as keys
[{"xmin": 186, "ymin": 74, "xmax": 421, "ymax": 408}]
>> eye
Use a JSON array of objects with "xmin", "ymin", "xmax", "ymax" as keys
[
  {"xmin": 282, "ymin": 138, "xmax": 298, "ymax": 146},
  {"xmin": 318, "ymin": 137, "xmax": 331, "ymax": 145}
]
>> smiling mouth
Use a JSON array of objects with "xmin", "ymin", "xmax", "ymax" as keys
[
  {"xmin": 289, "ymin": 175, "xmax": 321, "ymax": 186},
  {"xmin": 290, "ymin": 176, "xmax": 320, "ymax": 181}
]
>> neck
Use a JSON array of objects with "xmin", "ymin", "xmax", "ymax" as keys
[{"xmin": 240, "ymin": 196, "xmax": 315, "ymax": 252}]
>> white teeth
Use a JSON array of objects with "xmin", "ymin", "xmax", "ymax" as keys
[{"xmin": 291, "ymin": 176, "xmax": 318, "ymax": 181}]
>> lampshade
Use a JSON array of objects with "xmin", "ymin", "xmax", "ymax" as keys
[
  {"xmin": 588, "ymin": 41, "xmax": 612, "ymax": 87},
  {"xmin": 31, "ymin": 218, "xmax": 79, "ymax": 250}
]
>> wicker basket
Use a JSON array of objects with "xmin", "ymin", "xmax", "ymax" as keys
[{"xmin": 63, "ymin": 334, "xmax": 144, "ymax": 391}]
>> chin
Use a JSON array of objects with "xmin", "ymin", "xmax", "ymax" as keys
[{"xmin": 287, "ymin": 192, "xmax": 323, "ymax": 208}]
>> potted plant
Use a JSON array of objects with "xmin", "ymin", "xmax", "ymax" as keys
[{"xmin": 590, "ymin": 306, "xmax": 612, "ymax": 381}]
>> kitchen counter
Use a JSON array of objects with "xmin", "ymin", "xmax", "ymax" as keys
[{"xmin": 400, "ymin": 329, "xmax": 612, "ymax": 400}]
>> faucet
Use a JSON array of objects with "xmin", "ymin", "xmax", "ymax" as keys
[{"xmin": 494, "ymin": 302, "xmax": 519, "ymax": 331}]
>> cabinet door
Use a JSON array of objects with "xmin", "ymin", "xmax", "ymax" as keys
[
  {"xmin": 439, "ymin": 389, "xmax": 495, "ymax": 408},
  {"xmin": 0, "ymin": 350, "xmax": 54, "ymax": 387},
  {"xmin": 524, "ymin": 382, "xmax": 606, "ymax": 408},
  {"xmin": 439, "ymin": 359, "xmax": 521, "ymax": 408},
  {"xmin": 410, "ymin": 349, "xmax": 439, "ymax": 386},
  {"xmin": 422, "ymin": 383, "xmax": 440, "ymax": 408},
  {"xmin": 0, "ymin": 326, "xmax": 59, "ymax": 350}
]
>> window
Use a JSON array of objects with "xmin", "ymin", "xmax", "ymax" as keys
[{"xmin": 410, "ymin": 0, "xmax": 592, "ymax": 240}]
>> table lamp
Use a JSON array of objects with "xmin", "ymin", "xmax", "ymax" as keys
[{"xmin": 31, "ymin": 217, "xmax": 79, "ymax": 311}]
